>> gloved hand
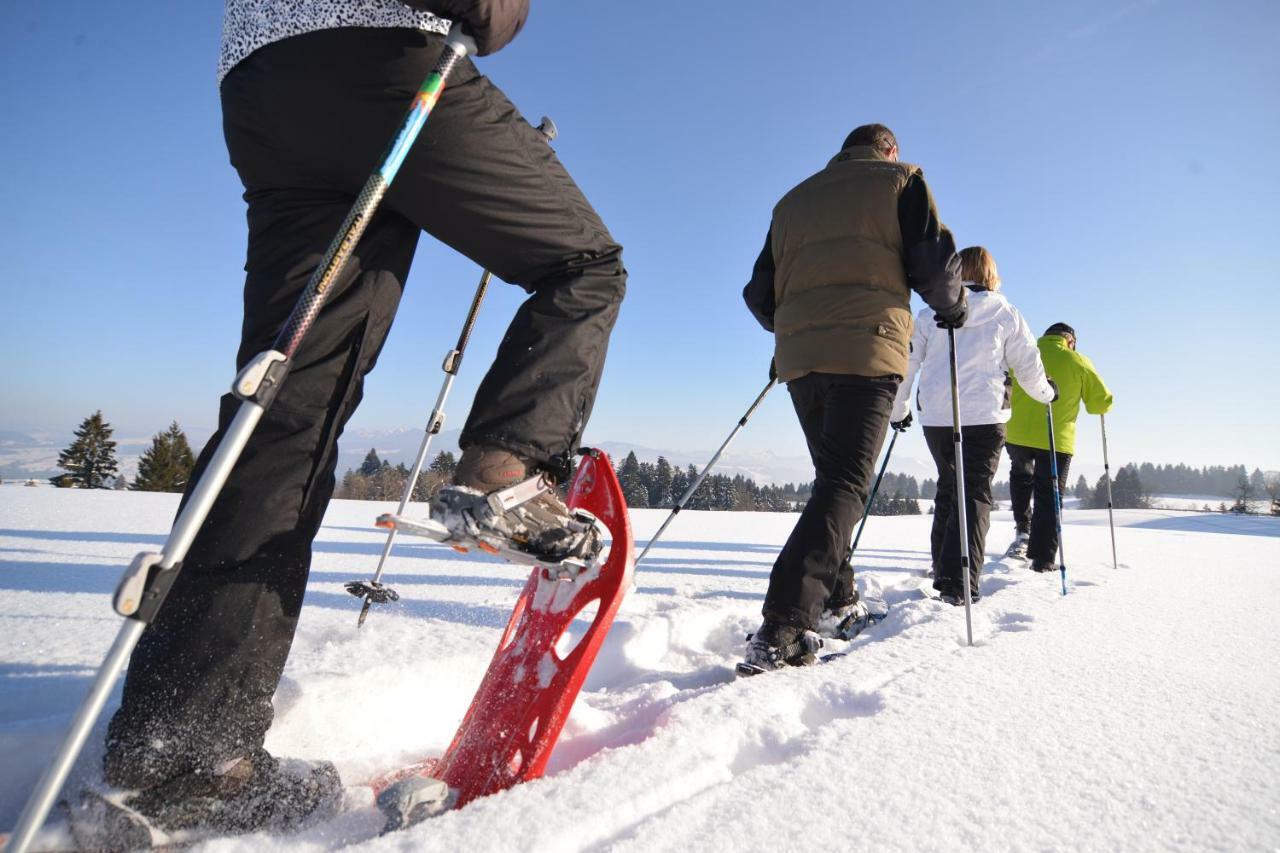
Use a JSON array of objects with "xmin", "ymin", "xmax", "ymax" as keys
[
  {"xmin": 934, "ymin": 293, "xmax": 967, "ymax": 329},
  {"xmin": 1047, "ymin": 378, "xmax": 1060, "ymax": 402},
  {"xmin": 891, "ymin": 412, "xmax": 913, "ymax": 432},
  {"xmin": 409, "ymin": 0, "xmax": 529, "ymax": 55}
]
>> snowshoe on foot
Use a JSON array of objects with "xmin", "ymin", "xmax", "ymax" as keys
[
  {"xmin": 79, "ymin": 747, "xmax": 342, "ymax": 846},
  {"xmin": 1030, "ymin": 560, "xmax": 1057, "ymax": 573},
  {"xmin": 736, "ymin": 622, "xmax": 823, "ymax": 676},
  {"xmin": 1003, "ymin": 532, "xmax": 1030, "ymax": 560},
  {"xmin": 817, "ymin": 597, "xmax": 889, "ymax": 641},
  {"xmin": 399, "ymin": 448, "xmax": 603, "ymax": 571}
]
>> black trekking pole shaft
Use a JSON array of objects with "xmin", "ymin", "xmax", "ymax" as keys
[
  {"xmin": 847, "ymin": 428, "xmax": 899, "ymax": 562},
  {"xmin": 634, "ymin": 378, "xmax": 777, "ymax": 567},
  {"xmin": 1046, "ymin": 405, "xmax": 1068, "ymax": 595},
  {"xmin": 6, "ymin": 27, "xmax": 477, "ymax": 853},
  {"xmin": 356, "ymin": 269, "xmax": 492, "ymax": 627},
  {"xmin": 948, "ymin": 329, "xmax": 974, "ymax": 647},
  {"xmin": 1101, "ymin": 413, "xmax": 1118, "ymax": 570},
  {"xmin": 352, "ymin": 116, "xmax": 557, "ymax": 627}
]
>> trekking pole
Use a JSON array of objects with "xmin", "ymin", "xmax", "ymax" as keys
[
  {"xmin": 1046, "ymin": 405, "xmax": 1068, "ymax": 595},
  {"xmin": 344, "ymin": 116, "xmax": 559, "ymax": 628},
  {"xmin": 5, "ymin": 26, "xmax": 478, "ymax": 853},
  {"xmin": 947, "ymin": 329, "xmax": 974, "ymax": 647},
  {"xmin": 634, "ymin": 377, "xmax": 777, "ymax": 567},
  {"xmin": 846, "ymin": 427, "xmax": 900, "ymax": 562},
  {"xmin": 1100, "ymin": 413, "xmax": 1118, "ymax": 570}
]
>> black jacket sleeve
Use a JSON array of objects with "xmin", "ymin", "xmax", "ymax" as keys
[
  {"xmin": 403, "ymin": 0, "xmax": 529, "ymax": 55},
  {"xmin": 742, "ymin": 229, "xmax": 776, "ymax": 332},
  {"xmin": 898, "ymin": 173, "xmax": 963, "ymax": 315}
]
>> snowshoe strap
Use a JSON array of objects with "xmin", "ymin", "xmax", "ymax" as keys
[{"xmin": 485, "ymin": 474, "xmax": 552, "ymax": 514}]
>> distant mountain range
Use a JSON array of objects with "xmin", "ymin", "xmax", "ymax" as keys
[{"xmin": 0, "ymin": 426, "xmax": 938, "ymax": 487}]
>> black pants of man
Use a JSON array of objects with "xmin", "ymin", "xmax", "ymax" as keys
[
  {"xmin": 106, "ymin": 27, "xmax": 625, "ymax": 780},
  {"xmin": 924, "ymin": 424, "xmax": 1005, "ymax": 599},
  {"xmin": 763, "ymin": 373, "xmax": 898, "ymax": 630},
  {"xmin": 1007, "ymin": 443, "xmax": 1072, "ymax": 564}
]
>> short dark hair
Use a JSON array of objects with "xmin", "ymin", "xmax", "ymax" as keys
[
  {"xmin": 1044, "ymin": 322, "xmax": 1077, "ymax": 341},
  {"xmin": 842, "ymin": 124, "xmax": 897, "ymax": 153}
]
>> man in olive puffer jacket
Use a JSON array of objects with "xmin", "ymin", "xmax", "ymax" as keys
[
  {"xmin": 739, "ymin": 123, "xmax": 965, "ymax": 674},
  {"xmin": 97, "ymin": 0, "xmax": 626, "ymax": 837}
]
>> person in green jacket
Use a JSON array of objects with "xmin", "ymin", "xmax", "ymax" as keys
[{"xmin": 1003, "ymin": 322, "xmax": 1113, "ymax": 570}]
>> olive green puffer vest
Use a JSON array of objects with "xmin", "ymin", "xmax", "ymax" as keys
[{"xmin": 771, "ymin": 146, "xmax": 919, "ymax": 381}]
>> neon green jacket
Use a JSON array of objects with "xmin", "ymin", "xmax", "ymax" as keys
[{"xmin": 1007, "ymin": 335, "xmax": 1113, "ymax": 455}]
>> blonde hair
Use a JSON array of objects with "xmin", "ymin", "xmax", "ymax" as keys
[{"xmin": 959, "ymin": 246, "xmax": 1001, "ymax": 291}]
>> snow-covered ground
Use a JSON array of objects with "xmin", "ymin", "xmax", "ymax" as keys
[{"xmin": 1, "ymin": 490, "xmax": 1278, "ymax": 851}]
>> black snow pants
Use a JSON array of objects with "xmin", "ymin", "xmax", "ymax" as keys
[
  {"xmin": 106, "ymin": 27, "xmax": 625, "ymax": 775},
  {"xmin": 924, "ymin": 423, "xmax": 1005, "ymax": 599},
  {"xmin": 763, "ymin": 372, "xmax": 897, "ymax": 630},
  {"xmin": 1007, "ymin": 443, "xmax": 1072, "ymax": 564}
]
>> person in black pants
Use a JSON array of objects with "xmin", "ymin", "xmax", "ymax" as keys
[
  {"xmin": 739, "ymin": 124, "xmax": 965, "ymax": 672},
  {"xmin": 100, "ymin": 1, "xmax": 625, "ymax": 836},
  {"xmin": 890, "ymin": 247, "xmax": 1055, "ymax": 603},
  {"xmin": 1007, "ymin": 443, "xmax": 1072, "ymax": 569}
]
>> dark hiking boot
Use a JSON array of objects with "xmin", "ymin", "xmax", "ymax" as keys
[
  {"xmin": 818, "ymin": 589, "xmax": 889, "ymax": 641},
  {"xmin": 1004, "ymin": 532, "xmax": 1030, "ymax": 560},
  {"xmin": 79, "ymin": 748, "xmax": 340, "ymax": 846},
  {"xmin": 432, "ymin": 447, "xmax": 602, "ymax": 565},
  {"xmin": 736, "ymin": 621, "xmax": 823, "ymax": 676},
  {"xmin": 1030, "ymin": 560, "xmax": 1057, "ymax": 573}
]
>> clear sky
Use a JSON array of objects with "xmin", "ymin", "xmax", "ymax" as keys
[{"xmin": 2, "ymin": 0, "xmax": 1278, "ymax": 477}]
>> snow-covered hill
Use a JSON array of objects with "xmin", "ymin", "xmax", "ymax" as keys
[{"xmin": 1, "ymin": 490, "xmax": 1277, "ymax": 851}]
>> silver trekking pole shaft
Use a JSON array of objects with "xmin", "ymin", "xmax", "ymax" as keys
[
  {"xmin": 351, "ymin": 270, "xmax": 491, "ymax": 627},
  {"xmin": 1100, "ymin": 413, "xmax": 1118, "ymax": 570},
  {"xmin": 947, "ymin": 329, "xmax": 974, "ymax": 648},
  {"xmin": 1047, "ymin": 405, "xmax": 1068, "ymax": 595},
  {"xmin": 5, "ymin": 27, "xmax": 479, "ymax": 853},
  {"xmin": 635, "ymin": 378, "xmax": 777, "ymax": 567},
  {"xmin": 349, "ymin": 116, "xmax": 557, "ymax": 627}
]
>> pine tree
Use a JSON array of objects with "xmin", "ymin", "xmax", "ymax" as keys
[
  {"xmin": 57, "ymin": 411, "xmax": 119, "ymax": 489},
  {"xmin": 1111, "ymin": 465, "xmax": 1148, "ymax": 509},
  {"xmin": 650, "ymin": 456, "xmax": 674, "ymax": 508},
  {"xmin": 617, "ymin": 452, "xmax": 649, "ymax": 508},
  {"xmin": 132, "ymin": 421, "xmax": 195, "ymax": 493},
  {"xmin": 1074, "ymin": 474, "xmax": 1091, "ymax": 503},
  {"xmin": 359, "ymin": 449, "xmax": 383, "ymax": 476}
]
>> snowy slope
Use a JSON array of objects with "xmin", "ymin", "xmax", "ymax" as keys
[{"xmin": 1, "ymin": 491, "xmax": 1277, "ymax": 851}]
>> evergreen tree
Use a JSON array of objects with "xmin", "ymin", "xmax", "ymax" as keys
[
  {"xmin": 921, "ymin": 478, "xmax": 937, "ymax": 499},
  {"xmin": 1074, "ymin": 474, "xmax": 1091, "ymax": 503},
  {"xmin": 650, "ymin": 456, "xmax": 674, "ymax": 508},
  {"xmin": 57, "ymin": 411, "xmax": 119, "ymax": 489},
  {"xmin": 1230, "ymin": 474, "xmax": 1253, "ymax": 514},
  {"xmin": 617, "ymin": 451, "xmax": 649, "ymax": 508},
  {"xmin": 359, "ymin": 449, "xmax": 383, "ymax": 476},
  {"xmin": 1111, "ymin": 465, "xmax": 1148, "ymax": 509},
  {"xmin": 132, "ymin": 421, "xmax": 195, "ymax": 493}
]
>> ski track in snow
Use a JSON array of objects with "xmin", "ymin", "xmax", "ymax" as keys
[{"xmin": 1, "ymin": 490, "xmax": 1278, "ymax": 851}]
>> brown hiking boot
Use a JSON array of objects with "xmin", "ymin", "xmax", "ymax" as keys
[{"xmin": 431, "ymin": 447, "xmax": 602, "ymax": 565}]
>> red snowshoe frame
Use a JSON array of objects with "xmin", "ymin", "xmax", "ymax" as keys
[{"xmin": 369, "ymin": 448, "xmax": 633, "ymax": 823}]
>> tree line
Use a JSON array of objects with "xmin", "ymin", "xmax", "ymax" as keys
[{"xmin": 35, "ymin": 412, "xmax": 1280, "ymax": 519}]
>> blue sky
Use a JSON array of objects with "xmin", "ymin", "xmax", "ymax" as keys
[{"xmin": 2, "ymin": 0, "xmax": 1277, "ymax": 477}]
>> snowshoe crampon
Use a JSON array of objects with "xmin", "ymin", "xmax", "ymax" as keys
[{"xmin": 367, "ymin": 449, "xmax": 633, "ymax": 832}]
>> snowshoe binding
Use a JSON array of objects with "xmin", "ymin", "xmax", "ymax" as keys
[
  {"xmin": 1003, "ymin": 532, "xmax": 1030, "ymax": 561},
  {"xmin": 817, "ymin": 598, "xmax": 888, "ymax": 641},
  {"xmin": 381, "ymin": 448, "xmax": 604, "ymax": 577},
  {"xmin": 736, "ymin": 622, "xmax": 824, "ymax": 676}
]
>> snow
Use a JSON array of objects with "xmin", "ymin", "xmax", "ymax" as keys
[{"xmin": 1, "ymin": 490, "xmax": 1278, "ymax": 851}]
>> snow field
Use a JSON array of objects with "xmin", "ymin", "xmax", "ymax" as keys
[{"xmin": 1, "ymin": 490, "xmax": 1278, "ymax": 851}]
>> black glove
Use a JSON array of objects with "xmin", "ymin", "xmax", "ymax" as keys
[
  {"xmin": 891, "ymin": 412, "xmax": 913, "ymax": 432},
  {"xmin": 1047, "ymin": 378, "xmax": 1060, "ymax": 402},
  {"xmin": 769, "ymin": 358, "xmax": 777, "ymax": 381},
  {"xmin": 408, "ymin": 0, "xmax": 529, "ymax": 55},
  {"xmin": 934, "ymin": 293, "xmax": 967, "ymax": 329}
]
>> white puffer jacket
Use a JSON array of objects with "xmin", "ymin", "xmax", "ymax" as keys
[{"xmin": 891, "ymin": 287, "xmax": 1054, "ymax": 427}]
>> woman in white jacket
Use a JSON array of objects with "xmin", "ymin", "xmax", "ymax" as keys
[{"xmin": 890, "ymin": 247, "xmax": 1055, "ymax": 603}]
